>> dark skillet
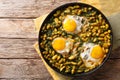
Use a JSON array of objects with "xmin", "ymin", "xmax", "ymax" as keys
[{"xmin": 38, "ymin": 2, "xmax": 113, "ymax": 77}]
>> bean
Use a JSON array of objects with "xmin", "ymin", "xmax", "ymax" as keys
[
  {"xmin": 45, "ymin": 47, "xmax": 48, "ymax": 51},
  {"xmin": 103, "ymin": 43, "xmax": 110, "ymax": 48},
  {"xmin": 59, "ymin": 58, "xmax": 65, "ymax": 63},
  {"xmin": 51, "ymin": 51, "xmax": 55, "ymax": 55},
  {"xmin": 57, "ymin": 55, "xmax": 61, "ymax": 61},
  {"xmin": 100, "ymin": 26, "xmax": 105, "ymax": 28},
  {"xmin": 104, "ymin": 31, "xmax": 108, "ymax": 35},
  {"xmin": 77, "ymin": 69, "xmax": 83, "ymax": 73},
  {"xmin": 71, "ymin": 62, "xmax": 77, "ymax": 65},
  {"xmin": 82, "ymin": 38, "xmax": 88, "ymax": 42},
  {"xmin": 100, "ymin": 34, "xmax": 104, "ymax": 37},
  {"xmin": 108, "ymin": 30, "xmax": 111, "ymax": 33},
  {"xmin": 91, "ymin": 11, "xmax": 96, "ymax": 16},
  {"xmin": 78, "ymin": 47, "xmax": 83, "ymax": 51},
  {"xmin": 102, "ymin": 20, "xmax": 105, "ymax": 25},
  {"xmin": 54, "ymin": 18, "xmax": 59, "ymax": 24},
  {"xmin": 108, "ymin": 39, "xmax": 110, "ymax": 43},
  {"xmin": 60, "ymin": 66, "xmax": 65, "ymax": 71},
  {"xmin": 104, "ymin": 37, "xmax": 107, "ymax": 41},
  {"xmin": 65, "ymin": 62, "xmax": 77, "ymax": 65},
  {"xmin": 87, "ymin": 32, "xmax": 91, "ymax": 37},
  {"xmin": 93, "ymin": 38, "xmax": 97, "ymax": 42},
  {"xmin": 65, "ymin": 66, "xmax": 71, "ymax": 73},
  {"xmin": 49, "ymin": 60, "xmax": 54, "ymax": 63},
  {"xmin": 98, "ymin": 37, "xmax": 104, "ymax": 40},
  {"xmin": 83, "ymin": 7, "xmax": 87, "ymax": 12},
  {"xmin": 74, "ymin": 5, "xmax": 80, "ymax": 8},
  {"xmin": 71, "ymin": 66, "xmax": 76, "ymax": 74},
  {"xmin": 90, "ymin": 26, "xmax": 93, "ymax": 29},
  {"xmin": 68, "ymin": 54, "xmax": 77, "ymax": 60},
  {"xmin": 55, "ymin": 63, "xmax": 60, "ymax": 69},
  {"xmin": 92, "ymin": 29, "xmax": 96, "ymax": 33},
  {"xmin": 98, "ymin": 29, "xmax": 101, "ymax": 33},
  {"xmin": 96, "ymin": 33, "xmax": 99, "ymax": 36},
  {"xmin": 42, "ymin": 26, "xmax": 46, "ymax": 30},
  {"xmin": 94, "ymin": 27, "xmax": 99, "ymax": 30},
  {"xmin": 79, "ymin": 64, "xmax": 85, "ymax": 68},
  {"xmin": 52, "ymin": 55, "xmax": 58, "ymax": 60},
  {"xmin": 106, "ymin": 35, "xmax": 110, "ymax": 39},
  {"xmin": 80, "ymin": 33, "xmax": 86, "ymax": 38},
  {"xmin": 68, "ymin": 6, "xmax": 74, "ymax": 9},
  {"xmin": 47, "ymin": 37, "xmax": 52, "ymax": 40},
  {"xmin": 105, "ymin": 24, "xmax": 109, "ymax": 29},
  {"xmin": 105, "ymin": 49, "xmax": 109, "ymax": 53},
  {"xmin": 68, "ymin": 35, "xmax": 73, "ymax": 38},
  {"xmin": 77, "ymin": 61, "xmax": 82, "ymax": 65},
  {"xmin": 54, "ymin": 10, "xmax": 60, "ymax": 17},
  {"xmin": 77, "ymin": 10, "xmax": 82, "ymax": 15},
  {"xmin": 47, "ymin": 24, "xmax": 51, "ymax": 29},
  {"xmin": 64, "ymin": 9, "xmax": 70, "ymax": 13},
  {"xmin": 92, "ymin": 32, "xmax": 96, "ymax": 36},
  {"xmin": 72, "ymin": 10, "xmax": 76, "ymax": 15},
  {"xmin": 84, "ymin": 69, "xmax": 90, "ymax": 72},
  {"xmin": 43, "ymin": 51, "xmax": 48, "ymax": 54},
  {"xmin": 98, "ymin": 14, "xmax": 102, "ymax": 20},
  {"xmin": 88, "ymin": 7, "xmax": 92, "ymax": 10},
  {"xmin": 61, "ymin": 12, "xmax": 65, "ymax": 16},
  {"xmin": 40, "ymin": 43, "xmax": 44, "ymax": 48}
]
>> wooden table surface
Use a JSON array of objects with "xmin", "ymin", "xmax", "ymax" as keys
[{"xmin": 0, "ymin": 0, "xmax": 120, "ymax": 80}]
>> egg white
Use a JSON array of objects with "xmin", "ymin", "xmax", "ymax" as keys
[
  {"xmin": 56, "ymin": 38, "xmax": 74, "ymax": 54},
  {"xmin": 80, "ymin": 43, "xmax": 104, "ymax": 68},
  {"xmin": 63, "ymin": 15, "xmax": 89, "ymax": 33}
]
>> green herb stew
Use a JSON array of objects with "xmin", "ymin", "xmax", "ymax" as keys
[{"xmin": 40, "ymin": 5, "xmax": 111, "ymax": 74}]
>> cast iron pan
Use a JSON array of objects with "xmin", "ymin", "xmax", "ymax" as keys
[{"xmin": 38, "ymin": 2, "xmax": 113, "ymax": 77}]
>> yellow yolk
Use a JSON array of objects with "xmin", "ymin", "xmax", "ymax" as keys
[
  {"xmin": 63, "ymin": 18, "xmax": 77, "ymax": 32},
  {"xmin": 91, "ymin": 45, "xmax": 104, "ymax": 59},
  {"xmin": 52, "ymin": 38, "xmax": 66, "ymax": 50}
]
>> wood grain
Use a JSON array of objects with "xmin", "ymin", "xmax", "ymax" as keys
[
  {"xmin": 0, "ymin": 19, "xmax": 37, "ymax": 38},
  {"xmin": 0, "ymin": 0, "xmax": 119, "ymax": 80},
  {"xmin": 0, "ymin": 59, "xmax": 119, "ymax": 80},
  {"xmin": 0, "ymin": 38, "xmax": 39, "ymax": 59},
  {"xmin": 0, "ymin": 0, "xmax": 78, "ymax": 18},
  {"xmin": 0, "ymin": 0, "xmax": 119, "ymax": 18},
  {"xmin": 0, "ymin": 59, "xmax": 52, "ymax": 80}
]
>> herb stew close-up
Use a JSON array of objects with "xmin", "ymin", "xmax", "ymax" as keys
[{"xmin": 39, "ymin": 3, "xmax": 112, "ymax": 76}]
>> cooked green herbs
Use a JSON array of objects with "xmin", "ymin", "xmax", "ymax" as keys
[{"xmin": 40, "ymin": 5, "xmax": 111, "ymax": 74}]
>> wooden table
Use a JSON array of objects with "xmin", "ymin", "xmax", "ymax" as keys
[{"xmin": 0, "ymin": 0, "xmax": 120, "ymax": 80}]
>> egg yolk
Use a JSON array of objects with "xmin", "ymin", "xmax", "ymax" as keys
[
  {"xmin": 63, "ymin": 18, "xmax": 77, "ymax": 32},
  {"xmin": 52, "ymin": 38, "xmax": 66, "ymax": 50},
  {"xmin": 91, "ymin": 45, "xmax": 104, "ymax": 59}
]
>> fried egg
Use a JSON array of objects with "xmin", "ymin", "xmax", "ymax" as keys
[
  {"xmin": 52, "ymin": 37, "xmax": 74, "ymax": 55},
  {"xmin": 80, "ymin": 43, "xmax": 105, "ymax": 69},
  {"xmin": 63, "ymin": 15, "xmax": 88, "ymax": 33}
]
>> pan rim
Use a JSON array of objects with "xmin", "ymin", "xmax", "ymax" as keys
[{"xmin": 38, "ymin": 2, "xmax": 113, "ymax": 77}]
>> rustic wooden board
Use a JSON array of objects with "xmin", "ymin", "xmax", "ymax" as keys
[
  {"xmin": 0, "ymin": 0, "xmax": 119, "ymax": 80},
  {"xmin": 0, "ymin": 59, "xmax": 52, "ymax": 80},
  {"xmin": 0, "ymin": 38, "xmax": 40, "ymax": 59},
  {"xmin": 0, "ymin": 0, "xmax": 119, "ymax": 18},
  {"xmin": 0, "ymin": 59, "xmax": 119, "ymax": 80},
  {"xmin": 0, "ymin": 19, "xmax": 37, "ymax": 38},
  {"xmin": 0, "ymin": 0, "xmax": 78, "ymax": 18}
]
